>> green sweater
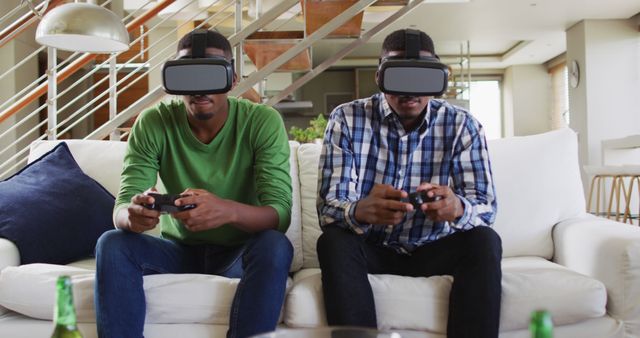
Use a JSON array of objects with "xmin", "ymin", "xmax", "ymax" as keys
[{"xmin": 115, "ymin": 97, "xmax": 292, "ymax": 246}]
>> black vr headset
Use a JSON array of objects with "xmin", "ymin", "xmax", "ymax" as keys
[
  {"xmin": 162, "ymin": 29, "xmax": 234, "ymax": 95},
  {"xmin": 378, "ymin": 29, "xmax": 449, "ymax": 97}
]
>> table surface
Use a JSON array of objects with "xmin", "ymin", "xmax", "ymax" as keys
[{"xmin": 251, "ymin": 327, "xmax": 430, "ymax": 338}]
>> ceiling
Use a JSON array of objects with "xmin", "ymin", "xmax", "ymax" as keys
[
  {"xmin": 128, "ymin": 0, "xmax": 640, "ymax": 70},
  {"xmin": 313, "ymin": 0, "xmax": 640, "ymax": 69}
]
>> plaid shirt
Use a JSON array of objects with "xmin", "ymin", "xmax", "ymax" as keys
[{"xmin": 317, "ymin": 93, "xmax": 497, "ymax": 253}]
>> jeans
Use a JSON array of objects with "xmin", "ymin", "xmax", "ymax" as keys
[
  {"xmin": 317, "ymin": 226, "xmax": 502, "ymax": 338},
  {"xmin": 95, "ymin": 229, "xmax": 293, "ymax": 338}
]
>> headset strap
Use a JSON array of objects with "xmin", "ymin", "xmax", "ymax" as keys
[
  {"xmin": 191, "ymin": 29, "xmax": 208, "ymax": 58},
  {"xmin": 404, "ymin": 29, "xmax": 421, "ymax": 59}
]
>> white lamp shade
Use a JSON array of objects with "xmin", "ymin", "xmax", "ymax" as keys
[{"xmin": 35, "ymin": 3, "xmax": 130, "ymax": 53}]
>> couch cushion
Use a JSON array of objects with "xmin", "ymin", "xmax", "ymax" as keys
[
  {"xmin": 28, "ymin": 140, "xmax": 304, "ymax": 272},
  {"xmin": 296, "ymin": 129, "xmax": 587, "ymax": 263},
  {"xmin": 287, "ymin": 141, "xmax": 303, "ymax": 271},
  {"xmin": 488, "ymin": 128, "xmax": 586, "ymax": 258},
  {"xmin": 284, "ymin": 257, "xmax": 606, "ymax": 332},
  {"xmin": 0, "ymin": 143, "xmax": 115, "ymax": 265},
  {"xmin": 0, "ymin": 263, "xmax": 291, "ymax": 324},
  {"xmin": 297, "ymin": 144, "xmax": 322, "ymax": 268}
]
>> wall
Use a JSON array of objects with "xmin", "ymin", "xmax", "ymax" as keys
[
  {"xmin": 566, "ymin": 19, "xmax": 640, "ymax": 192},
  {"xmin": 567, "ymin": 19, "xmax": 640, "ymax": 166},
  {"xmin": 147, "ymin": 26, "xmax": 177, "ymax": 90},
  {"xmin": 502, "ymin": 64, "xmax": 552, "ymax": 137},
  {"xmin": 300, "ymin": 69, "xmax": 355, "ymax": 116}
]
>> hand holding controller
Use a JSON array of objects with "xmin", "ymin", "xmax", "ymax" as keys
[
  {"xmin": 405, "ymin": 190, "xmax": 440, "ymax": 210},
  {"xmin": 144, "ymin": 193, "xmax": 196, "ymax": 214}
]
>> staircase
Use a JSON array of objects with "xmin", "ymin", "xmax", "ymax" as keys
[{"xmin": 0, "ymin": 0, "xmax": 427, "ymax": 179}]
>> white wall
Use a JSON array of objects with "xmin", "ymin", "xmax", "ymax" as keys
[
  {"xmin": 502, "ymin": 64, "xmax": 552, "ymax": 137},
  {"xmin": 148, "ymin": 26, "xmax": 178, "ymax": 90},
  {"xmin": 567, "ymin": 19, "xmax": 640, "ymax": 191},
  {"xmin": 502, "ymin": 67, "xmax": 514, "ymax": 137}
]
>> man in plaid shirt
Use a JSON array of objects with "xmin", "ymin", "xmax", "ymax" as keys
[{"xmin": 316, "ymin": 29, "xmax": 501, "ymax": 338}]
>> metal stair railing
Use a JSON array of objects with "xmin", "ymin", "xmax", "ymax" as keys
[
  {"xmin": 0, "ymin": 0, "xmax": 302, "ymax": 178},
  {"xmin": 230, "ymin": 0, "xmax": 380, "ymax": 97},
  {"xmin": 53, "ymin": 0, "xmax": 239, "ymax": 139},
  {"xmin": 0, "ymin": 0, "xmax": 233, "ymax": 178},
  {"xmin": 0, "ymin": 0, "xmax": 179, "ymax": 178},
  {"xmin": 1, "ymin": 0, "xmax": 419, "ymax": 179},
  {"xmin": 266, "ymin": 0, "xmax": 424, "ymax": 106},
  {"xmin": 0, "ymin": 0, "xmax": 177, "ymax": 127},
  {"xmin": 87, "ymin": 0, "xmax": 302, "ymax": 141},
  {"xmin": 0, "ymin": 0, "xmax": 158, "ymax": 146},
  {"xmin": 0, "ymin": 0, "xmax": 65, "ymax": 48}
]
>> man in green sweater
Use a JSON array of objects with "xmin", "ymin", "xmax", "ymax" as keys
[{"xmin": 94, "ymin": 30, "xmax": 293, "ymax": 338}]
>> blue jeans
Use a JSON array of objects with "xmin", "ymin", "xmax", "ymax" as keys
[{"xmin": 94, "ymin": 229, "xmax": 293, "ymax": 338}]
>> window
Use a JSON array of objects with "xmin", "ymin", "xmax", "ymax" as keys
[
  {"xmin": 549, "ymin": 63, "xmax": 570, "ymax": 128},
  {"xmin": 469, "ymin": 80, "xmax": 502, "ymax": 140}
]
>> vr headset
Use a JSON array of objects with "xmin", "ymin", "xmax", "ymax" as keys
[
  {"xmin": 162, "ymin": 29, "xmax": 234, "ymax": 95},
  {"xmin": 378, "ymin": 29, "xmax": 449, "ymax": 97}
]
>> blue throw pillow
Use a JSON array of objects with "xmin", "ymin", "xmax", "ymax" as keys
[{"xmin": 0, "ymin": 142, "xmax": 115, "ymax": 264}]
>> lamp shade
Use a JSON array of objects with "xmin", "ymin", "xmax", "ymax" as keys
[{"xmin": 35, "ymin": 3, "xmax": 129, "ymax": 53}]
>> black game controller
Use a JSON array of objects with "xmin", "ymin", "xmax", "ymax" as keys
[
  {"xmin": 405, "ymin": 190, "xmax": 439, "ymax": 210},
  {"xmin": 144, "ymin": 193, "xmax": 196, "ymax": 213}
]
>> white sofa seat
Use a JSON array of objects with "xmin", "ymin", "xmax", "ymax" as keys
[
  {"xmin": 0, "ymin": 257, "xmax": 607, "ymax": 333},
  {"xmin": 0, "ymin": 263, "xmax": 291, "ymax": 325},
  {"xmin": 0, "ymin": 128, "xmax": 638, "ymax": 338},
  {"xmin": 285, "ymin": 257, "xmax": 607, "ymax": 332}
]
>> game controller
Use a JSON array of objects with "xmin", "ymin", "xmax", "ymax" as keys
[
  {"xmin": 144, "ymin": 193, "xmax": 196, "ymax": 213},
  {"xmin": 405, "ymin": 190, "xmax": 439, "ymax": 210}
]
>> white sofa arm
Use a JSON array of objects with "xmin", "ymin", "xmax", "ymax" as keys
[
  {"xmin": 553, "ymin": 215, "xmax": 640, "ymax": 336},
  {"xmin": 0, "ymin": 238, "xmax": 20, "ymax": 315}
]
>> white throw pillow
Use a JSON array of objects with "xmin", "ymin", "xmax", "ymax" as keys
[
  {"xmin": 297, "ymin": 144, "xmax": 322, "ymax": 268},
  {"xmin": 488, "ymin": 128, "xmax": 586, "ymax": 258},
  {"xmin": 287, "ymin": 141, "xmax": 303, "ymax": 271}
]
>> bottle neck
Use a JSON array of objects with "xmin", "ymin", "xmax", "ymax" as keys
[
  {"xmin": 530, "ymin": 311, "xmax": 553, "ymax": 338},
  {"xmin": 54, "ymin": 277, "xmax": 77, "ymax": 328}
]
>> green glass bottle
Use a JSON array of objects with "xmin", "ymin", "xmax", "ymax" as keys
[
  {"xmin": 51, "ymin": 275, "xmax": 83, "ymax": 338},
  {"xmin": 530, "ymin": 310, "xmax": 553, "ymax": 338}
]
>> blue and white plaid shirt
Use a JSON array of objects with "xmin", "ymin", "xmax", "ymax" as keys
[{"xmin": 317, "ymin": 93, "xmax": 497, "ymax": 253}]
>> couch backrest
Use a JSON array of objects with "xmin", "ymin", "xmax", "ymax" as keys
[
  {"xmin": 488, "ymin": 128, "xmax": 586, "ymax": 258},
  {"xmin": 28, "ymin": 128, "xmax": 587, "ymax": 268},
  {"xmin": 29, "ymin": 140, "xmax": 127, "ymax": 197},
  {"xmin": 28, "ymin": 140, "xmax": 304, "ymax": 271},
  {"xmin": 296, "ymin": 128, "xmax": 587, "ymax": 266}
]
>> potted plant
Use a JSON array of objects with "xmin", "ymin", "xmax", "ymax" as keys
[{"xmin": 289, "ymin": 114, "xmax": 327, "ymax": 144}]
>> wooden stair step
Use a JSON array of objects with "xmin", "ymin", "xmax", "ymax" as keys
[
  {"xmin": 371, "ymin": 0, "xmax": 409, "ymax": 6},
  {"xmin": 244, "ymin": 30, "xmax": 311, "ymax": 72},
  {"xmin": 304, "ymin": 0, "xmax": 363, "ymax": 38},
  {"xmin": 246, "ymin": 31, "xmax": 305, "ymax": 40}
]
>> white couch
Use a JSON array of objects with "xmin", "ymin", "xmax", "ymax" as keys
[{"xmin": 1, "ymin": 128, "xmax": 639, "ymax": 338}]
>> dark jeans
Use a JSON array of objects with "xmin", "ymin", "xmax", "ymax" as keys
[
  {"xmin": 94, "ymin": 229, "xmax": 293, "ymax": 338},
  {"xmin": 317, "ymin": 226, "xmax": 502, "ymax": 338}
]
